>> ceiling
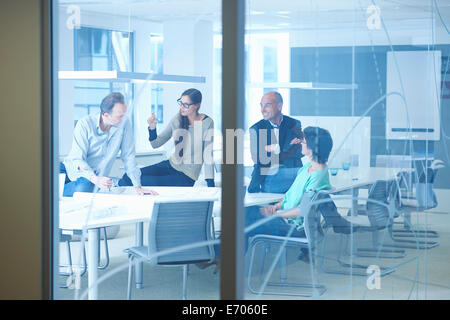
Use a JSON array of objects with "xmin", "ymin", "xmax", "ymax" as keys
[{"xmin": 59, "ymin": 0, "xmax": 450, "ymax": 32}]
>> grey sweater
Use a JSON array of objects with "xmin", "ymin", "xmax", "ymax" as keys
[{"xmin": 149, "ymin": 113, "xmax": 215, "ymax": 181}]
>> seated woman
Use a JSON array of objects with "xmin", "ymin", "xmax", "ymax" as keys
[
  {"xmin": 201, "ymin": 126, "xmax": 333, "ymax": 273},
  {"xmin": 246, "ymin": 126, "xmax": 333, "ymax": 244},
  {"xmin": 120, "ymin": 88, "xmax": 215, "ymax": 187}
]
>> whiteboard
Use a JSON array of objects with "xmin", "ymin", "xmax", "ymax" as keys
[{"xmin": 386, "ymin": 50, "xmax": 441, "ymax": 140}]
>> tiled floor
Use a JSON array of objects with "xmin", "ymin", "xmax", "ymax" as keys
[{"xmin": 56, "ymin": 209, "xmax": 450, "ymax": 300}]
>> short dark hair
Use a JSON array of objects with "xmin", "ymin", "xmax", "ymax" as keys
[
  {"xmin": 100, "ymin": 92, "xmax": 125, "ymax": 115},
  {"xmin": 303, "ymin": 126, "xmax": 333, "ymax": 164}
]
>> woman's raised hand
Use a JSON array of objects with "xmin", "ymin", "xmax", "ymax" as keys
[{"xmin": 147, "ymin": 112, "xmax": 157, "ymax": 130}]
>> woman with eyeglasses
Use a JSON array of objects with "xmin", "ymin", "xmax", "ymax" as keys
[{"xmin": 119, "ymin": 88, "xmax": 215, "ymax": 187}]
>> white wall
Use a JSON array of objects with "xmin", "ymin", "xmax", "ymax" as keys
[
  {"xmin": 58, "ymin": 8, "xmax": 215, "ymax": 157},
  {"xmin": 58, "ymin": 8, "xmax": 163, "ymax": 155},
  {"xmin": 161, "ymin": 20, "xmax": 214, "ymax": 120},
  {"xmin": 246, "ymin": 33, "xmax": 290, "ymax": 128},
  {"xmin": 292, "ymin": 116, "xmax": 371, "ymax": 169},
  {"xmin": 159, "ymin": 19, "xmax": 214, "ymax": 157}
]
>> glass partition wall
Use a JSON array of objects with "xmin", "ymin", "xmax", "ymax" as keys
[
  {"xmin": 52, "ymin": 0, "xmax": 450, "ymax": 300},
  {"xmin": 53, "ymin": 0, "xmax": 222, "ymax": 300},
  {"xmin": 241, "ymin": 0, "xmax": 450, "ymax": 299}
]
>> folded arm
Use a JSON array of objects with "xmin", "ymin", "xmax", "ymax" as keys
[{"xmin": 279, "ymin": 122, "xmax": 303, "ymax": 163}]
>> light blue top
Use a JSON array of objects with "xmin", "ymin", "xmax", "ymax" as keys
[
  {"xmin": 281, "ymin": 162, "xmax": 330, "ymax": 228},
  {"xmin": 64, "ymin": 113, "xmax": 141, "ymax": 187}
]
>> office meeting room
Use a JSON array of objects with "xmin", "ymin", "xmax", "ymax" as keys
[{"xmin": 2, "ymin": 0, "xmax": 450, "ymax": 302}]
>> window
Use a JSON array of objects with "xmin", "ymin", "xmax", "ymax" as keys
[
  {"xmin": 73, "ymin": 27, "xmax": 134, "ymax": 126},
  {"xmin": 246, "ymin": 33, "xmax": 290, "ymax": 128},
  {"xmin": 50, "ymin": 0, "xmax": 450, "ymax": 302},
  {"xmin": 150, "ymin": 34, "xmax": 164, "ymax": 124},
  {"xmin": 243, "ymin": 1, "xmax": 450, "ymax": 300},
  {"xmin": 53, "ymin": 1, "xmax": 221, "ymax": 301}
]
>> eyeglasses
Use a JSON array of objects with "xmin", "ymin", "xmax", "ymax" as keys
[{"xmin": 177, "ymin": 98, "xmax": 196, "ymax": 108}]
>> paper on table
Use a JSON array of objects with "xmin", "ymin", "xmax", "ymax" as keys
[{"xmin": 154, "ymin": 187, "xmax": 220, "ymax": 199}]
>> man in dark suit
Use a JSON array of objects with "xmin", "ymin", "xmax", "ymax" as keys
[{"xmin": 248, "ymin": 91, "xmax": 304, "ymax": 193}]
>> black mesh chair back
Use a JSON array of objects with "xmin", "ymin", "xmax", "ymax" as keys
[
  {"xmin": 148, "ymin": 201, "xmax": 215, "ymax": 265},
  {"xmin": 301, "ymin": 191, "xmax": 325, "ymax": 248},
  {"xmin": 366, "ymin": 180, "xmax": 393, "ymax": 229}
]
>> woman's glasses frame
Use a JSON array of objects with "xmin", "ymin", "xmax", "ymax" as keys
[{"xmin": 177, "ymin": 98, "xmax": 197, "ymax": 109}]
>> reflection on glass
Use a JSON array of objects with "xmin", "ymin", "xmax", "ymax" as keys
[
  {"xmin": 52, "ymin": 0, "xmax": 450, "ymax": 301},
  {"xmin": 243, "ymin": 0, "xmax": 450, "ymax": 300},
  {"xmin": 54, "ymin": 0, "xmax": 222, "ymax": 300},
  {"xmin": 330, "ymin": 168, "xmax": 339, "ymax": 176},
  {"xmin": 342, "ymin": 162, "xmax": 351, "ymax": 171}
]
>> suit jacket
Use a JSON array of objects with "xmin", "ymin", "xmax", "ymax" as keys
[{"xmin": 248, "ymin": 115, "xmax": 304, "ymax": 192}]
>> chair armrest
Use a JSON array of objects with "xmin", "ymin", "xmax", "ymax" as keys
[
  {"xmin": 274, "ymin": 207, "xmax": 302, "ymax": 218},
  {"xmin": 249, "ymin": 234, "xmax": 308, "ymax": 244}
]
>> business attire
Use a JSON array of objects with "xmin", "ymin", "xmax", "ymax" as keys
[
  {"xmin": 62, "ymin": 113, "xmax": 141, "ymax": 197},
  {"xmin": 120, "ymin": 113, "xmax": 215, "ymax": 187},
  {"xmin": 248, "ymin": 115, "xmax": 304, "ymax": 193}
]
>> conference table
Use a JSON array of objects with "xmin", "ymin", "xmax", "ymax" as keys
[
  {"xmin": 243, "ymin": 166, "xmax": 412, "ymax": 212},
  {"xmin": 328, "ymin": 166, "xmax": 412, "ymax": 215},
  {"xmin": 60, "ymin": 187, "xmax": 291, "ymax": 300},
  {"xmin": 330, "ymin": 166, "xmax": 407, "ymax": 193},
  {"xmin": 59, "ymin": 166, "xmax": 409, "ymax": 299},
  {"xmin": 59, "ymin": 187, "xmax": 221, "ymax": 300}
]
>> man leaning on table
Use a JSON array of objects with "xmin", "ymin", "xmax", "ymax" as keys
[{"xmin": 61, "ymin": 92, "xmax": 156, "ymax": 197}]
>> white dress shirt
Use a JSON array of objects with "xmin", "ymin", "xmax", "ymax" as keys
[
  {"xmin": 63, "ymin": 113, "xmax": 141, "ymax": 186},
  {"xmin": 268, "ymin": 115, "xmax": 284, "ymax": 155}
]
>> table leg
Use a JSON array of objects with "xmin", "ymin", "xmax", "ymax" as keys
[
  {"xmin": 351, "ymin": 187, "xmax": 359, "ymax": 216},
  {"xmin": 135, "ymin": 222, "xmax": 144, "ymax": 289},
  {"xmin": 88, "ymin": 228, "xmax": 99, "ymax": 300},
  {"xmin": 280, "ymin": 248, "xmax": 287, "ymax": 283}
]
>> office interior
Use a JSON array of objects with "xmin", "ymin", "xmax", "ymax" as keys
[{"xmin": 1, "ymin": 0, "xmax": 450, "ymax": 300}]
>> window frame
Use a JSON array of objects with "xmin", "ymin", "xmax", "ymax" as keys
[{"xmin": 47, "ymin": 0, "xmax": 246, "ymax": 300}]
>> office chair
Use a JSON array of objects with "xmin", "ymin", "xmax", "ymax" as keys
[
  {"xmin": 320, "ymin": 180, "xmax": 405, "ymax": 277},
  {"xmin": 59, "ymin": 227, "xmax": 110, "ymax": 288},
  {"xmin": 349, "ymin": 180, "xmax": 406, "ymax": 259},
  {"xmin": 389, "ymin": 167, "xmax": 440, "ymax": 249},
  {"xmin": 246, "ymin": 190, "xmax": 326, "ymax": 297},
  {"xmin": 125, "ymin": 200, "xmax": 215, "ymax": 300}
]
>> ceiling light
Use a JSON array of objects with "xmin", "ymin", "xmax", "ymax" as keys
[
  {"xmin": 248, "ymin": 82, "xmax": 358, "ymax": 90},
  {"xmin": 58, "ymin": 70, "xmax": 205, "ymax": 84}
]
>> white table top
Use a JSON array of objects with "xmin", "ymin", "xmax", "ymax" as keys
[
  {"xmin": 60, "ymin": 187, "xmax": 221, "ymax": 230},
  {"xmin": 90, "ymin": 186, "xmax": 221, "ymax": 202},
  {"xmin": 242, "ymin": 167, "xmax": 409, "ymax": 205},
  {"xmin": 244, "ymin": 192, "xmax": 284, "ymax": 207},
  {"xmin": 59, "ymin": 167, "xmax": 409, "ymax": 229},
  {"xmin": 329, "ymin": 166, "xmax": 411, "ymax": 193},
  {"xmin": 59, "ymin": 197, "xmax": 155, "ymax": 230}
]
